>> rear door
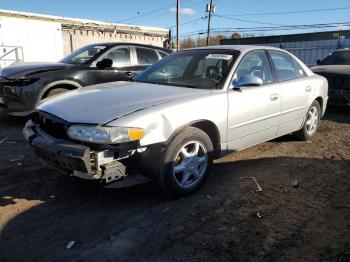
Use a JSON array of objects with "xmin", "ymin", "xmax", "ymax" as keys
[
  {"xmin": 227, "ymin": 50, "xmax": 281, "ymax": 151},
  {"xmin": 133, "ymin": 47, "xmax": 162, "ymax": 74},
  {"xmin": 267, "ymin": 51, "xmax": 311, "ymax": 136}
]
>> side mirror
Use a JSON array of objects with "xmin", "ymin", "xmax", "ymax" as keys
[
  {"xmin": 316, "ymin": 59, "xmax": 321, "ymax": 65},
  {"xmin": 232, "ymin": 74, "xmax": 263, "ymax": 90},
  {"xmin": 96, "ymin": 58, "xmax": 113, "ymax": 69}
]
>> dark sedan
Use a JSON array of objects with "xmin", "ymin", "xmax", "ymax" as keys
[
  {"xmin": 0, "ymin": 43, "xmax": 171, "ymax": 115},
  {"xmin": 311, "ymin": 49, "xmax": 350, "ymax": 106}
]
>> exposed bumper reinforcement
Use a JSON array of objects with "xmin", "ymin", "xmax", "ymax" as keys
[{"xmin": 23, "ymin": 120, "xmax": 91, "ymax": 174}]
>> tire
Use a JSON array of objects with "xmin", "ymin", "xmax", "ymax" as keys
[
  {"xmin": 154, "ymin": 126, "xmax": 214, "ymax": 197},
  {"xmin": 45, "ymin": 88, "xmax": 68, "ymax": 98},
  {"xmin": 294, "ymin": 100, "xmax": 321, "ymax": 141}
]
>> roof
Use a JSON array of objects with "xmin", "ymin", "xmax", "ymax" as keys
[
  {"xmin": 185, "ymin": 45, "xmax": 284, "ymax": 52},
  {"xmin": 84, "ymin": 42, "xmax": 172, "ymax": 52},
  {"xmin": 0, "ymin": 9, "xmax": 169, "ymax": 34}
]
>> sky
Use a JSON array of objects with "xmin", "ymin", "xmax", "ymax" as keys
[{"xmin": 1, "ymin": 0, "xmax": 350, "ymax": 39}]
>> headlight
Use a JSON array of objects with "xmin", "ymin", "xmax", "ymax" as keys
[
  {"xmin": 6, "ymin": 77, "xmax": 40, "ymax": 87},
  {"xmin": 67, "ymin": 125, "xmax": 144, "ymax": 144}
]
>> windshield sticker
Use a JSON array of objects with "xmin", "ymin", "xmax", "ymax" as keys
[
  {"xmin": 94, "ymin": 46, "xmax": 107, "ymax": 49},
  {"xmin": 206, "ymin": 54, "xmax": 233, "ymax": 60}
]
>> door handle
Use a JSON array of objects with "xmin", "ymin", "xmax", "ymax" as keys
[
  {"xmin": 270, "ymin": 94, "xmax": 279, "ymax": 101},
  {"xmin": 305, "ymin": 86, "xmax": 312, "ymax": 92},
  {"xmin": 125, "ymin": 71, "xmax": 135, "ymax": 77}
]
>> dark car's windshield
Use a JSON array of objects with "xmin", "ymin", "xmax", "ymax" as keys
[
  {"xmin": 134, "ymin": 49, "xmax": 240, "ymax": 89},
  {"xmin": 60, "ymin": 44, "xmax": 108, "ymax": 65},
  {"xmin": 320, "ymin": 51, "xmax": 350, "ymax": 65}
]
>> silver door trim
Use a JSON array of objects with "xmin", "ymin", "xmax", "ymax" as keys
[
  {"xmin": 280, "ymin": 105, "xmax": 305, "ymax": 116},
  {"xmin": 229, "ymin": 112, "xmax": 280, "ymax": 130}
]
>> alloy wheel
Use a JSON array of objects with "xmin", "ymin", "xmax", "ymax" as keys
[{"xmin": 172, "ymin": 141, "xmax": 208, "ymax": 189}]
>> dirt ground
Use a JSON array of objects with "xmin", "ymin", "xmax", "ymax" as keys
[{"xmin": 0, "ymin": 107, "xmax": 349, "ymax": 262}]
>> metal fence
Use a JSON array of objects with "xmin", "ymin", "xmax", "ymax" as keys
[
  {"xmin": 0, "ymin": 46, "xmax": 24, "ymax": 69},
  {"xmin": 220, "ymin": 30, "xmax": 350, "ymax": 67},
  {"xmin": 261, "ymin": 38, "xmax": 350, "ymax": 66}
]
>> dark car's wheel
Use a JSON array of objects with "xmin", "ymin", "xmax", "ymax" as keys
[
  {"xmin": 45, "ymin": 88, "xmax": 69, "ymax": 98},
  {"xmin": 155, "ymin": 126, "xmax": 214, "ymax": 197},
  {"xmin": 294, "ymin": 100, "xmax": 321, "ymax": 141}
]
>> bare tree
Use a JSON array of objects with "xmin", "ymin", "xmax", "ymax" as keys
[{"xmin": 180, "ymin": 34, "xmax": 227, "ymax": 49}]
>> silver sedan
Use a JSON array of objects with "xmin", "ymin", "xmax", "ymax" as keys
[{"xmin": 24, "ymin": 45, "xmax": 328, "ymax": 197}]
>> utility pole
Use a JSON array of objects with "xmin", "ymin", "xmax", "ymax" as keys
[
  {"xmin": 176, "ymin": 0, "xmax": 180, "ymax": 51},
  {"xmin": 206, "ymin": 0, "xmax": 215, "ymax": 46}
]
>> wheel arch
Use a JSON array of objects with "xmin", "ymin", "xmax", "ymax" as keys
[
  {"xmin": 38, "ymin": 80, "xmax": 82, "ymax": 101},
  {"xmin": 315, "ymin": 96, "xmax": 323, "ymax": 115},
  {"xmin": 166, "ymin": 119, "xmax": 221, "ymax": 158}
]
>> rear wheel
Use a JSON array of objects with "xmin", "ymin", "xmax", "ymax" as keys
[
  {"xmin": 154, "ymin": 126, "xmax": 214, "ymax": 197},
  {"xmin": 294, "ymin": 100, "xmax": 321, "ymax": 141}
]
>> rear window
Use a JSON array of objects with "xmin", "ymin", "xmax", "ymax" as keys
[
  {"xmin": 320, "ymin": 51, "xmax": 350, "ymax": 65},
  {"xmin": 136, "ymin": 47, "xmax": 159, "ymax": 64}
]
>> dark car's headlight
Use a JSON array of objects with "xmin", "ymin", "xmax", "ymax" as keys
[
  {"xmin": 67, "ymin": 125, "xmax": 144, "ymax": 144},
  {"xmin": 6, "ymin": 77, "xmax": 40, "ymax": 87}
]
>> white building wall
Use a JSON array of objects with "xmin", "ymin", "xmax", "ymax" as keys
[{"xmin": 0, "ymin": 15, "xmax": 63, "ymax": 66}]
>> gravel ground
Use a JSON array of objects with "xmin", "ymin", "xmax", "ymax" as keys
[{"xmin": 0, "ymin": 107, "xmax": 349, "ymax": 261}]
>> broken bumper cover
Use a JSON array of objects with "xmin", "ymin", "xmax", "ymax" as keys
[
  {"xmin": 23, "ymin": 120, "xmax": 151, "ymax": 187},
  {"xmin": 23, "ymin": 119, "xmax": 92, "ymax": 174}
]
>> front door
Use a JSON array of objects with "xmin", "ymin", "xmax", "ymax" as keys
[
  {"xmin": 227, "ymin": 50, "xmax": 280, "ymax": 151},
  {"xmin": 92, "ymin": 46, "xmax": 137, "ymax": 84}
]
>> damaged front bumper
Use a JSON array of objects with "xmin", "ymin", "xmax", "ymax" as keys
[
  {"xmin": 23, "ymin": 120, "xmax": 150, "ymax": 186},
  {"xmin": 0, "ymin": 78, "xmax": 39, "ymax": 116}
]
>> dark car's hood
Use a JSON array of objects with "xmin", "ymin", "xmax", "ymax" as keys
[
  {"xmin": 311, "ymin": 65, "xmax": 350, "ymax": 76},
  {"xmin": 0, "ymin": 62, "xmax": 73, "ymax": 79},
  {"xmin": 37, "ymin": 81, "xmax": 212, "ymax": 124}
]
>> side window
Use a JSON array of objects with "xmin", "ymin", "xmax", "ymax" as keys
[
  {"xmin": 136, "ymin": 47, "xmax": 159, "ymax": 64},
  {"xmin": 233, "ymin": 51, "xmax": 273, "ymax": 84},
  {"xmin": 293, "ymin": 59, "xmax": 306, "ymax": 78},
  {"xmin": 269, "ymin": 51, "xmax": 299, "ymax": 81},
  {"xmin": 104, "ymin": 47, "xmax": 131, "ymax": 67}
]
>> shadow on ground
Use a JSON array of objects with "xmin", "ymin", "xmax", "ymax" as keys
[{"xmin": 1, "ymin": 157, "xmax": 349, "ymax": 262}]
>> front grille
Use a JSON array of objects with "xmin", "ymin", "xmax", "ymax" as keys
[{"xmin": 38, "ymin": 112, "xmax": 69, "ymax": 139}]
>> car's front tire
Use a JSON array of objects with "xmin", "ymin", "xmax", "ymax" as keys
[
  {"xmin": 155, "ymin": 126, "xmax": 214, "ymax": 197},
  {"xmin": 294, "ymin": 100, "xmax": 321, "ymax": 141}
]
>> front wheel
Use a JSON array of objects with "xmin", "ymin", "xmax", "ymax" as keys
[
  {"xmin": 154, "ymin": 126, "xmax": 214, "ymax": 197},
  {"xmin": 45, "ymin": 88, "xmax": 69, "ymax": 98},
  {"xmin": 294, "ymin": 100, "xmax": 321, "ymax": 141}
]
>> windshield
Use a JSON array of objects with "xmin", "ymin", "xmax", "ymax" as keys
[
  {"xmin": 320, "ymin": 51, "xmax": 350, "ymax": 65},
  {"xmin": 60, "ymin": 44, "xmax": 108, "ymax": 65},
  {"xmin": 134, "ymin": 49, "xmax": 239, "ymax": 89}
]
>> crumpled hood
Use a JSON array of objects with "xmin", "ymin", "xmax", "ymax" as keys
[
  {"xmin": 37, "ymin": 81, "xmax": 212, "ymax": 124},
  {"xmin": 311, "ymin": 65, "xmax": 350, "ymax": 76},
  {"xmin": 0, "ymin": 62, "xmax": 72, "ymax": 79}
]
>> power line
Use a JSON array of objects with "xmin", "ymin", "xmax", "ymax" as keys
[
  {"xmin": 117, "ymin": 4, "xmax": 173, "ymax": 23},
  {"xmin": 214, "ymin": 14, "xmax": 285, "ymax": 26},
  {"xmin": 137, "ymin": 0, "xmax": 208, "ymax": 26},
  {"xmin": 117, "ymin": 0, "xmax": 207, "ymax": 24},
  {"xmin": 167, "ymin": 17, "xmax": 204, "ymax": 29},
  {"xmin": 218, "ymin": 6, "xmax": 350, "ymax": 17}
]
